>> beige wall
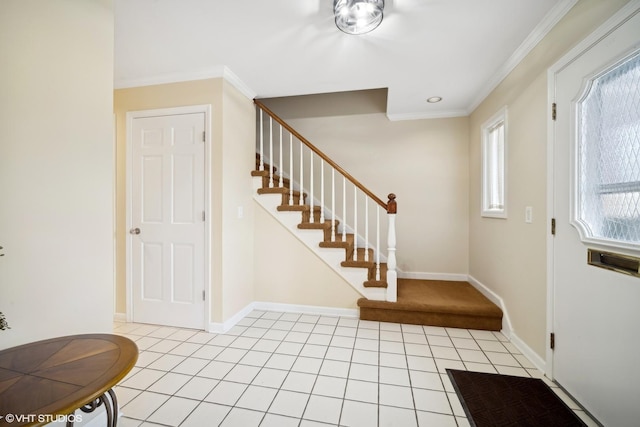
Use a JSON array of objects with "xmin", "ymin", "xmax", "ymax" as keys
[
  {"xmin": 254, "ymin": 204, "xmax": 361, "ymax": 308},
  {"xmin": 0, "ymin": 0, "xmax": 114, "ymax": 348},
  {"xmin": 261, "ymin": 96, "xmax": 470, "ymax": 277},
  {"xmin": 468, "ymin": 0, "xmax": 630, "ymax": 357},
  {"xmin": 113, "ymin": 78, "xmax": 256, "ymax": 325},
  {"xmin": 219, "ymin": 80, "xmax": 257, "ymax": 321}
]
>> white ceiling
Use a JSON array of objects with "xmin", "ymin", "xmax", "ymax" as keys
[{"xmin": 114, "ymin": 0, "xmax": 574, "ymax": 119}]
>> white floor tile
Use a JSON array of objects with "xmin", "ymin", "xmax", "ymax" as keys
[
  {"xmin": 406, "ymin": 356, "xmax": 437, "ymax": 372},
  {"xmin": 121, "ymin": 391, "xmax": 169, "ymax": 420},
  {"xmin": 113, "ymin": 313, "xmax": 585, "ymax": 427},
  {"xmin": 146, "ymin": 396, "xmax": 199, "ymax": 426},
  {"xmin": 352, "ymin": 349, "xmax": 378, "ymax": 365},
  {"xmin": 282, "ymin": 371, "xmax": 317, "ymax": 393},
  {"xmin": 224, "ymin": 364, "xmax": 261, "ymax": 383},
  {"xmin": 324, "ymin": 346, "xmax": 352, "ymax": 361},
  {"xmin": 147, "ymin": 372, "xmax": 192, "ymax": 395},
  {"xmin": 312, "ymin": 375, "xmax": 347, "ymax": 398},
  {"xmin": 291, "ymin": 356, "xmax": 323, "ymax": 374},
  {"xmin": 427, "ymin": 335, "xmax": 454, "ymax": 347},
  {"xmin": 379, "ymin": 384, "xmax": 414, "ymax": 409},
  {"xmin": 264, "ymin": 353, "xmax": 296, "ymax": 370},
  {"xmin": 348, "ymin": 363, "xmax": 378, "ymax": 382},
  {"xmin": 319, "ymin": 359, "xmax": 350, "ymax": 378},
  {"xmin": 121, "ymin": 369, "xmax": 166, "ymax": 390},
  {"xmin": 190, "ymin": 344, "xmax": 224, "ymax": 360},
  {"xmin": 340, "ymin": 399, "xmax": 378, "ymax": 427},
  {"xmin": 172, "ymin": 356, "xmax": 209, "ymax": 375},
  {"xmin": 240, "ymin": 350, "xmax": 272, "ymax": 367},
  {"xmin": 380, "ymin": 330, "xmax": 403, "ymax": 342},
  {"xmin": 412, "ymin": 388, "xmax": 452, "ymax": 414},
  {"xmin": 197, "ymin": 360, "xmax": 235, "ymax": 379},
  {"xmin": 175, "ymin": 376, "xmax": 219, "ymax": 400},
  {"xmin": 204, "ymin": 380, "xmax": 247, "ymax": 406},
  {"xmin": 235, "ymin": 385, "xmax": 278, "ymax": 412},
  {"xmin": 416, "ymin": 410, "xmax": 457, "ymax": 427},
  {"xmin": 268, "ymin": 390, "xmax": 309, "ymax": 418},
  {"xmin": 251, "ymin": 367, "xmax": 288, "ymax": 388},
  {"xmin": 220, "ymin": 407, "xmax": 264, "ymax": 427},
  {"xmin": 409, "ymin": 370, "xmax": 444, "ymax": 391},
  {"xmin": 147, "ymin": 354, "xmax": 186, "ymax": 372},
  {"xmin": 379, "ymin": 352, "xmax": 408, "ymax": 368},
  {"xmin": 380, "ymin": 366, "xmax": 410, "ymax": 386},
  {"xmin": 260, "ymin": 413, "xmax": 300, "ymax": 427},
  {"xmin": 344, "ymin": 379, "xmax": 378, "ymax": 404},
  {"xmin": 303, "ymin": 395, "xmax": 343, "ymax": 424},
  {"xmin": 379, "ymin": 405, "xmax": 418, "ymax": 427}
]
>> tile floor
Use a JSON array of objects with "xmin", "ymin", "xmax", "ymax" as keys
[{"xmin": 112, "ymin": 310, "xmax": 597, "ymax": 427}]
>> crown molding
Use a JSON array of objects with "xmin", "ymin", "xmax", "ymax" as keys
[
  {"xmin": 466, "ymin": 0, "xmax": 578, "ymax": 115},
  {"xmin": 386, "ymin": 109, "xmax": 469, "ymax": 121},
  {"xmin": 114, "ymin": 66, "xmax": 256, "ymax": 100}
]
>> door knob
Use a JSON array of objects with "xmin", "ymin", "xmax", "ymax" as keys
[{"xmin": 129, "ymin": 228, "xmax": 141, "ymax": 235}]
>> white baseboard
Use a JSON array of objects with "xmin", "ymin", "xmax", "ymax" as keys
[
  {"xmin": 398, "ymin": 271, "xmax": 469, "ymax": 282},
  {"xmin": 510, "ymin": 331, "xmax": 546, "ymax": 373},
  {"xmin": 467, "ymin": 275, "xmax": 513, "ymax": 338},
  {"xmin": 209, "ymin": 302, "xmax": 256, "ymax": 333},
  {"xmin": 209, "ymin": 301, "xmax": 359, "ymax": 334},
  {"xmin": 113, "ymin": 312, "xmax": 127, "ymax": 322},
  {"xmin": 253, "ymin": 301, "xmax": 359, "ymax": 318}
]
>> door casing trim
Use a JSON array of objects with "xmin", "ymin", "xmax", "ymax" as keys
[{"xmin": 125, "ymin": 104, "xmax": 212, "ymax": 330}]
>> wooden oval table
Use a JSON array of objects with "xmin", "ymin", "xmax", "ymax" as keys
[{"xmin": 0, "ymin": 334, "xmax": 138, "ymax": 427}]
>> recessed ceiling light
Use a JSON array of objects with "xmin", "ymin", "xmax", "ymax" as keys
[{"xmin": 427, "ymin": 96, "xmax": 442, "ymax": 103}]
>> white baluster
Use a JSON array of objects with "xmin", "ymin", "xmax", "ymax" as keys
[
  {"xmin": 259, "ymin": 110, "xmax": 264, "ymax": 171},
  {"xmin": 289, "ymin": 134, "xmax": 293, "ymax": 205},
  {"xmin": 353, "ymin": 186, "xmax": 358, "ymax": 261},
  {"xmin": 331, "ymin": 169, "xmax": 336, "ymax": 242},
  {"xmin": 364, "ymin": 198, "xmax": 369, "ymax": 262},
  {"xmin": 376, "ymin": 206, "xmax": 381, "ymax": 281},
  {"xmin": 342, "ymin": 176, "xmax": 346, "ymax": 241},
  {"xmin": 310, "ymin": 151, "xmax": 314, "ymax": 223},
  {"xmin": 299, "ymin": 141, "xmax": 304, "ymax": 206},
  {"xmin": 269, "ymin": 117, "xmax": 274, "ymax": 188},
  {"xmin": 278, "ymin": 125, "xmax": 283, "ymax": 187},
  {"xmin": 320, "ymin": 159, "xmax": 325, "ymax": 223}
]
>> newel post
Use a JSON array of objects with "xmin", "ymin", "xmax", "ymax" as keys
[{"xmin": 386, "ymin": 193, "xmax": 397, "ymax": 302}]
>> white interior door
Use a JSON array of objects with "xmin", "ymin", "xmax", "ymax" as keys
[
  {"xmin": 131, "ymin": 112, "xmax": 206, "ymax": 329},
  {"xmin": 552, "ymin": 8, "xmax": 640, "ymax": 427}
]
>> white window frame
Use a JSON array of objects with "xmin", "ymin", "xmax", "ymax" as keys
[{"xmin": 481, "ymin": 106, "xmax": 508, "ymax": 218}]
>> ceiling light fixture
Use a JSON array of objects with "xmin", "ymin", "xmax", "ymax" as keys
[
  {"xmin": 334, "ymin": 0, "xmax": 384, "ymax": 35},
  {"xmin": 427, "ymin": 96, "xmax": 443, "ymax": 103}
]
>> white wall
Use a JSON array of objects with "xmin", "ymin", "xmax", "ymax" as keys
[{"xmin": 0, "ymin": 0, "xmax": 114, "ymax": 349}]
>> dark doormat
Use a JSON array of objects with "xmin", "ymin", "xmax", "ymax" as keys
[{"xmin": 447, "ymin": 369, "xmax": 587, "ymax": 427}]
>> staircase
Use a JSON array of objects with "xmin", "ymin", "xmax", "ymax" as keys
[{"xmin": 252, "ymin": 100, "xmax": 503, "ymax": 331}]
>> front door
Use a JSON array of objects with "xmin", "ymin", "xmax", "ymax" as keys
[
  {"xmin": 552, "ymin": 7, "xmax": 640, "ymax": 426},
  {"xmin": 130, "ymin": 111, "xmax": 206, "ymax": 329}
]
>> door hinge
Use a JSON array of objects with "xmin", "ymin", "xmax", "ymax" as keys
[
  {"xmin": 202, "ymin": 290, "xmax": 205, "ymax": 301},
  {"xmin": 551, "ymin": 218, "xmax": 556, "ymax": 235},
  {"xmin": 550, "ymin": 332, "xmax": 555, "ymax": 350},
  {"xmin": 202, "ymin": 211, "xmax": 206, "ymax": 222},
  {"xmin": 552, "ymin": 103, "xmax": 557, "ymax": 121},
  {"xmin": 202, "ymin": 131, "xmax": 206, "ymax": 142}
]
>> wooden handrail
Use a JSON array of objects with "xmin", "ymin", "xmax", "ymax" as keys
[{"xmin": 255, "ymin": 99, "xmax": 396, "ymax": 213}]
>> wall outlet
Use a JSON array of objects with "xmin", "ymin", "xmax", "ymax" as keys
[
  {"xmin": 237, "ymin": 206, "xmax": 244, "ymax": 219},
  {"xmin": 525, "ymin": 206, "xmax": 533, "ymax": 223}
]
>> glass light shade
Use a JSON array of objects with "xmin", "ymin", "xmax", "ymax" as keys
[{"xmin": 334, "ymin": 0, "xmax": 384, "ymax": 35}]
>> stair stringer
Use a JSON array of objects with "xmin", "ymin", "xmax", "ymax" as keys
[{"xmin": 252, "ymin": 177, "xmax": 386, "ymax": 301}]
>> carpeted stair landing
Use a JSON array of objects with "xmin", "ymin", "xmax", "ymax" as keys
[{"xmin": 357, "ymin": 279, "xmax": 503, "ymax": 331}]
